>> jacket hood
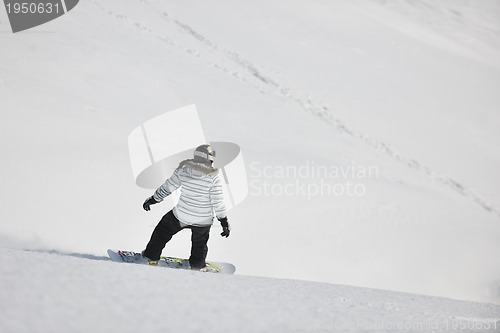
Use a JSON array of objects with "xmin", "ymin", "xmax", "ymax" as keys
[{"xmin": 178, "ymin": 159, "xmax": 219, "ymax": 178}]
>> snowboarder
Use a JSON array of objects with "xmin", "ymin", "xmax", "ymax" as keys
[{"xmin": 141, "ymin": 144, "xmax": 230, "ymax": 270}]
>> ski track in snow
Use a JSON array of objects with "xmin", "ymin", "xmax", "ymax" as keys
[
  {"xmin": 22, "ymin": 248, "xmax": 112, "ymax": 262},
  {"xmin": 92, "ymin": 0, "xmax": 500, "ymax": 219}
]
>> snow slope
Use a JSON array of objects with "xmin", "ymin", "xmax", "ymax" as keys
[
  {"xmin": 1, "ymin": 248, "xmax": 499, "ymax": 333},
  {"xmin": 1, "ymin": 0, "xmax": 500, "ymax": 308}
]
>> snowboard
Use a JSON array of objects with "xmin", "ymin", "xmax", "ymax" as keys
[{"xmin": 107, "ymin": 249, "xmax": 236, "ymax": 274}]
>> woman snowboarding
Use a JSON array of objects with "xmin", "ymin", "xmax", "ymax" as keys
[{"xmin": 141, "ymin": 144, "xmax": 230, "ymax": 270}]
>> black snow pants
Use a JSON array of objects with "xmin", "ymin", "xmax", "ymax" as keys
[{"xmin": 143, "ymin": 210, "xmax": 211, "ymax": 269}]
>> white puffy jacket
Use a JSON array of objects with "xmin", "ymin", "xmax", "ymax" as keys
[{"xmin": 152, "ymin": 159, "xmax": 227, "ymax": 226}]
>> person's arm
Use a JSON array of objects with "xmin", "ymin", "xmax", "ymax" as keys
[
  {"xmin": 143, "ymin": 168, "xmax": 182, "ymax": 211},
  {"xmin": 210, "ymin": 172, "xmax": 227, "ymax": 219},
  {"xmin": 210, "ymin": 172, "xmax": 230, "ymax": 237},
  {"xmin": 153, "ymin": 168, "xmax": 182, "ymax": 202}
]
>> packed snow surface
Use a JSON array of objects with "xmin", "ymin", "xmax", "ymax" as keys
[
  {"xmin": 1, "ymin": 248, "xmax": 499, "ymax": 333},
  {"xmin": 1, "ymin": 1, "xmax": 500, "ymax": 329}
]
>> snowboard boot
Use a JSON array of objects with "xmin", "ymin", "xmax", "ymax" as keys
[
  {"xmin": 141, "ymin": 250, "xmax": 158, "ymax": 266},
  {"xmin": 198, "ymin": 265, "xmax": 220, "ymax": 273}
]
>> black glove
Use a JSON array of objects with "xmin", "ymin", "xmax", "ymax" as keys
[
  {"xmin": 143, "ymin": 196, "xmax": 158, "ymax": 211},
  {"xmin": 218, "ymin": 216, "xmax": 230, "ymax": 238}
]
